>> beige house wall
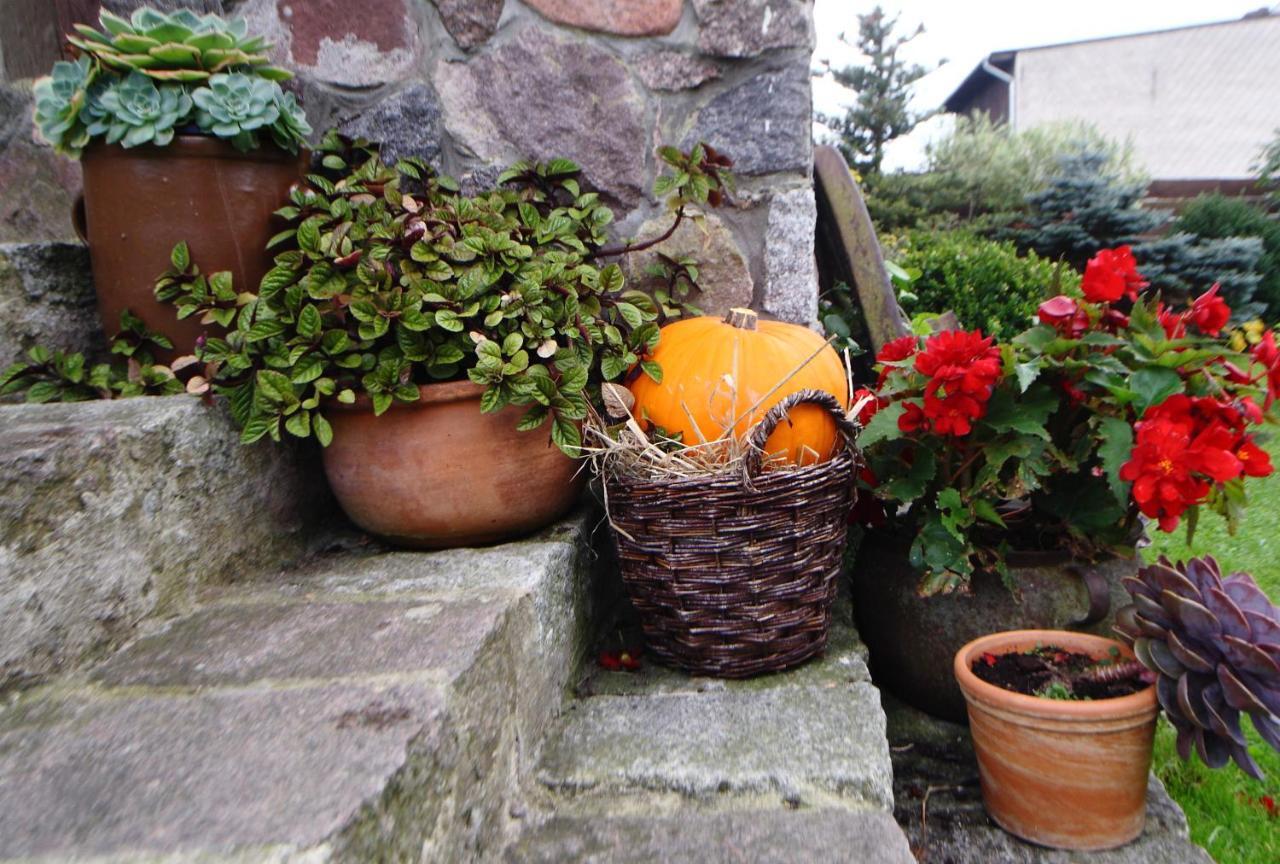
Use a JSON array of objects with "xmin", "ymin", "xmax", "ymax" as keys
[{"xmin": 1013, "ymin": 17, "xmax": 1280, "ymax": 180}]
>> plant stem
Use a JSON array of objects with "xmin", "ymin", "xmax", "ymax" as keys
[{"xmin": 589, "ymin": 207, "xmax": 685, "ymax": 260}]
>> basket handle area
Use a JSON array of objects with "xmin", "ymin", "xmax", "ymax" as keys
[{"xmin": 744, "ymin": 389, "xmax": 860, "ymax": 475}]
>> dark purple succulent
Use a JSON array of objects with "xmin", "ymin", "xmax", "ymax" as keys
[{"xmin": 1116, "ymin": 555, "xmax": 1280, "ymax": 779}]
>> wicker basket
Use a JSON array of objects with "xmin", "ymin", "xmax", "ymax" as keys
[{"xmin": 603, "ymin": 389, "xmax": 859, "ymax": 678}]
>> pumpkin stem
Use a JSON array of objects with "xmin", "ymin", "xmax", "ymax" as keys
[{"xmin": 725, "ymin": 307, "xmax": 758, "ymax": 331}]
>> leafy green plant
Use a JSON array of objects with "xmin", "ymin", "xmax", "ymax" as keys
[
  {"xmin": 33, "ymin": 6, "xmax": 308, "ymax": 156},
  {"xmin": 886, "ymin": 230, "xmax": 1078, "ymax": 339},
  {"xmin": 0, "ymin": 311, "xmax": 194, "ymax": 402},
  {"xmin": 154, "ymin": 134, "xmax": 731, "ymax": 454}
]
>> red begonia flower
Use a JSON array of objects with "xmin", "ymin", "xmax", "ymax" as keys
[
  {"xmin": 1038, "ymin": 295, "xmax": 1088, "ymax": 338},
  {"xmin": 1081, "ymin": 246, "xmax": 1147, "ymax": 303},
  {"xmin": 1190, "ymin": 283, "xmax": 1231, "ymax": 336}
]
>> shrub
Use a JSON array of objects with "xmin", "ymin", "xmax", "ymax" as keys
[
  {"xmin": 1175, "ymin": 194, "xmax": 1280, "ymax": 317},
  {"xmin": 1133, "ymin": 233, "xmax": 1265, "ymax": 319},
  {"xmin": 888, "ymin": 230, "xmax": 1077, "ymax": 338},
  {"xmin": 926, "ymin": 114, "xmax": 1146, "ymax": 218}
]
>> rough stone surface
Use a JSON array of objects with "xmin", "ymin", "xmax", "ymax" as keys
[
  {"xmin": 762, "ymin": 186, "xmax": 819, "ymax": 324},
  {"xmin": 102, "ymin": 0, "xmax": 223, "ymax": 13},
  {"xmin": 0, "ymin": 86, "xmax": 80, "ymax": 244},
  {"xmin": 693, "ymin": 0, "xmax": 815, "ymax": 57},
  {"xmin": 624, "ymin": 211, "xmax": 752, "ymax": 318},
  {"xmin": 0, "ymin": 242, "xmax": 101, "ymax": 368},
  {"xmin": 435, "ymin": 26, "xmax": 648, "ymax": 207},
  {"xmin": 684, "ymin": 66, "xmax": 812, "ymax": 176},
  {"xmin": 431, "ymin": 0, "xmax": 504, "ymax": 50},
  {"xmin": 634, "ymin": 50, "xmax": 721, "ymax": 92},
  {"xmin": 0, "ymin": 397, "xmax": 332, "ymax": 692},
  {"xmin": 507, "ymin": 809, "xmax": 916, "ymax": 863},
  {"xmin": 0, "ymin": 512, "xmax": 594, "ymax": 862},
  {"xmin": 536, "ymin": 683, "xmax": 893, "ymax": 808},
  {"xmin": 236, "ymin": 0, "xmax": 420, "ymax": 88},
  {"xmin": 885, "ymin": 694, "xmax": 1215, "ymax": 863},
  {"xmin": 338, "ymin": 83, "xmax": 443, "ymax": 166},
  {"xmin": 523, "ymin": 0, "xmax": 683, "ymax": 37}
]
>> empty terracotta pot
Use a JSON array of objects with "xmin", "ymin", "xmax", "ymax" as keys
[
  {"xmin": 954, "ymin": 630, "xmax": 1158, "ymax": 851},
  {"xmin": 321, "ymin": 381, "xmax": 586, "ymax": 548},
  {"xmin": 75, "ymin": 136, "xmax": 307, "ymax": 357}
]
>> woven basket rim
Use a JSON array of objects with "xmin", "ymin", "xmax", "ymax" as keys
[{"xmin": 602, "ymin": 447, "xmax": 856, "ymax": 493}]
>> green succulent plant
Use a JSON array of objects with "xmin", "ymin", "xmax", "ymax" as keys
[
  {"xmin": 1116, "ymin": 555, "xmax": 1280, "ymax": 779},
  {"xmin": 32, "ymin": 56, "xmax": 95, "ymax": 157},
  {"xmin": 191, "ymin": 73, "xmax": 281, "ymax": 151},
  {"xmin": 32, "ymin": 6, "xmax": 308, "ymax": 156},
  {"xmin": 153, "ymin": 134, "xmax": 729, "ymax": 452},
  {"xmin": 98, "ymin": 71, "xmax": 192, "ymax": 147},
  {"xmin": 66, "ymin": 7, "xmax": 287, "ymax": 83}
]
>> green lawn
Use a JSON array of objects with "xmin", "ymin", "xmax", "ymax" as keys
[{"xmin": 1143, "ymin": 444, "xmax": 1280, "ymax": 864}]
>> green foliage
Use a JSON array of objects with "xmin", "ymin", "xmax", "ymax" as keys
[
  {"xmin": 815, "ymin": 5, "xmax": 940, "ymax": 175},
  {"xmin": 156, "ymin": 134, "xmax": 727, "ymax": 454},
  {"xmin": 0, "ymin": 311, "xmax": 187, "ymax": 402},
  {"xmin": 1132, "ymin": 232, "xmax": 1264, "ymax": 318},
  {"xmin": 1176, "ymin": 194, "xmax": 1280, "ymax": 317},
  {"xmin": 887, "ymin": 230, "xmax": 1078, "ymax": 338},
  {"xmin": 1004, "ymin": 152, "xmax": 1161, "ymax": 270},
  {"xmin": 1257, "ymin": 127, "xmax": 1280, "ymax": 207},
  {"xmin": 33, "ymin": 6, "xmax": 307, "ymax": 157},
  {"xmin": 925, "ymin": 114, "xmax": 1146, "ymax": 219}
]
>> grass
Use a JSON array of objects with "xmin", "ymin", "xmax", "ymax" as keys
[{"xmin": 1142, "ymin": 443, "xmax": 1280, "ymax": 864}]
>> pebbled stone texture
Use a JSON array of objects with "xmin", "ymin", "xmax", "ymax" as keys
[
  {"xmin": 338, "ymin": 83, "xmax": 443, "ymax": 166},
  {"xmin": 762, "ymin": 186, "xmax": 819, "ymax": 324},
  {"xmin": 507, "ymin": 808, "xmax": 916, "ymax": 864},
  {"xmin": 0, "ymin": 242, "xmax": 101, "ymax": 368},
  {"xmin": 885, "ymin": 694, "xmax": 1215, "ymax": 863},
  {"xmin": 684, "ymin": 66, "xmax": 812, "ymax": 176},
  {"xmin": 634, "ymin": 50, "xmax": 721, "ymax": 92},
  {"xmin": 523, "ymin": 0, "xmax": 683, "ymax": 37},
  {"xmin": 0, "ymin": 86, "xmax": 81, "ymax": 244},
  {"xmin": 692, "ymin": 0, "xmax": 814, "ymax": 57},
  {"xmin": 0, "ymin": 396, "xmax": 332, "ymax": 692},
  {"xmin": 623, "ymin": 211, "xmax": 752, "ymax": 318},
  {"xmin": 431, "ymin": 0, "xmax": 504, "ymax": 50},
  {"xmin": 434, "ymin": 26, "xmax": 648, "ymax": 207}
]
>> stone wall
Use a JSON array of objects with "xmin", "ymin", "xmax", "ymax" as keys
[{"xmin": 0, "ymin": 0, "xmax": 820, "ymax": 323}]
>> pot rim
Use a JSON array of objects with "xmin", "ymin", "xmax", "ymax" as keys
[
  {"xmin": 82, "ymin": 134, "xmax": 308, "ymax": 164},
  {"xmin": 324, "ymin": 380, "xmax": 485, "ymax": 413},
  {"xmin": 954, "ymin": 629, "xmax": 1157, "ymax": 721}
]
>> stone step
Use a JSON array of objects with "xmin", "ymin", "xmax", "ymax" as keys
[
  {"xmin": 514, "ymin": 602, "xmax": 910, "ymax": 862},
  {"xmin": 0, "ymin": 512, "xmax": 594, "ymax": 863},
  {"xmin": 0, "ymin": 395, "xmax": 335, "ymax": 692}
]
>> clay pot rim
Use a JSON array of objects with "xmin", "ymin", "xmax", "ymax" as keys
[
  {"xmin": 955, "ymin": 629, "xmax": 1157, "ymax": 721},
  {"xmin": 82, "ymin": 134, "xmax": 308, "ymax": 164},
  {"xmin": 324, "ymin": 380, "xmax": 485, "ymax": 413}
]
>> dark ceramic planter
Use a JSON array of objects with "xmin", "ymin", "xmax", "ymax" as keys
[
  {"xmin": 74, "ymin": 136, "xmax": 307, "ymax": 357},
  {"xmin": 851, "ymin": 533, "xmax": 1140, "ymax": 722}
]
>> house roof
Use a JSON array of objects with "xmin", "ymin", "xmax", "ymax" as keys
[{"xmin": 942, "ymin": 11, "xmax": 1276, "ymax": 114}]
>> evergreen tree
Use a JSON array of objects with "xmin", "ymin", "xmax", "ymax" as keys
[{"xmin": 817, "ymin": 6, "xmax": 939, "ymax": 175}]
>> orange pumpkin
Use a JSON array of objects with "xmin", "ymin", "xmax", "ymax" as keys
[{"xmin": 629, "ymin": 308, "xmax": 849, "ymax": 465}]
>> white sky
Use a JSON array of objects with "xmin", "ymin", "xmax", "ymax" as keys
[{"xmin": 812, "ymin": 1, "xmax": 1276, "ymax": 170}]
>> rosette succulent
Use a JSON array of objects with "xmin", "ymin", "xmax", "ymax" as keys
[
  {"xmin": 192, "ymin": 74, "xmax": 280, "ymax": 151},
  {"xmin": 33, "ymin": 57, "xmax": 95, "ymax": 157},
  {"xmin": 98, "ymin": 71, "xmax": 192, "ymax": 148},
  {"xmin": 32, "ymin": 6, "xmax": 309, "ymax": 156},
  {"xmin": 1116, "ymin": 555, "xmax": 1280, "ymax": 778}
]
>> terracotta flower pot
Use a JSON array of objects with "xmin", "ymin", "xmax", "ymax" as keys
[
  {"xmin": 852, "ymin": 533, "xmax": 1139, "ymax": 721},
  {"xmin": 320, "ymin": 381, "xmax": 586, "ymax": 548},
  {"xmin": 75, "ymin": 136, "xmax": 307, "ymax": 357},
  {"xmin": 954, "ymin": 629, "xmax": 1158, "ymax": 851}
]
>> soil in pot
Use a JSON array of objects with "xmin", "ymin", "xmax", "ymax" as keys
[
  {"xmin": 955, "ymin": 630, "xmax": 1159, "ymax": 851},
  {"xmin": 971, "ymin": 644, "xmax": 1152, "ymax": 701}
]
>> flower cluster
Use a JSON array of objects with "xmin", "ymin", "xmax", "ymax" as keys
[
  {"xmin": 855, "ymin": 244, "xmax": 1277, "ymax": 594},
  {"xmin": 1121, "ymin": 395, "xmax": 1270, "ymax": 530}
]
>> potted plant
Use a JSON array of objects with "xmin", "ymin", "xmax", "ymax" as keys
[
  {"xmin": 154, "ymin": 134, "xmax": 731, "ymax": 548},
  {"xmin": 33, "ymin": 6, "xmax": 311, "ymax": 355},
  {"xmin": 853, "ymin": 246, "xmax": 1277, "ymax": 719},
  {"xmin": 953, "ymin": 555, "xmax": 1279, "ymax": 850}
]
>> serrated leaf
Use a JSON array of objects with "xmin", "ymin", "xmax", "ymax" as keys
[
  {"xmin": 1097, "ymin": 416, "xmax": 1135, "ymax": 505},
  {"xmin": 883, "ymin": 448, "xmax": 936, "ymax": 504},
  {"xmin": 858, "ymin": 402, "xmax": 906, "ymax": 447}
]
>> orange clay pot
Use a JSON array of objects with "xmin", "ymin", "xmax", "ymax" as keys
[
  {"xmin": 321, "ymin": 380, "xmax": 585, "ymax": 548},
  {"xmin": 954, "ymin": 630, "xmax": 1158, "ymax": 851}
]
